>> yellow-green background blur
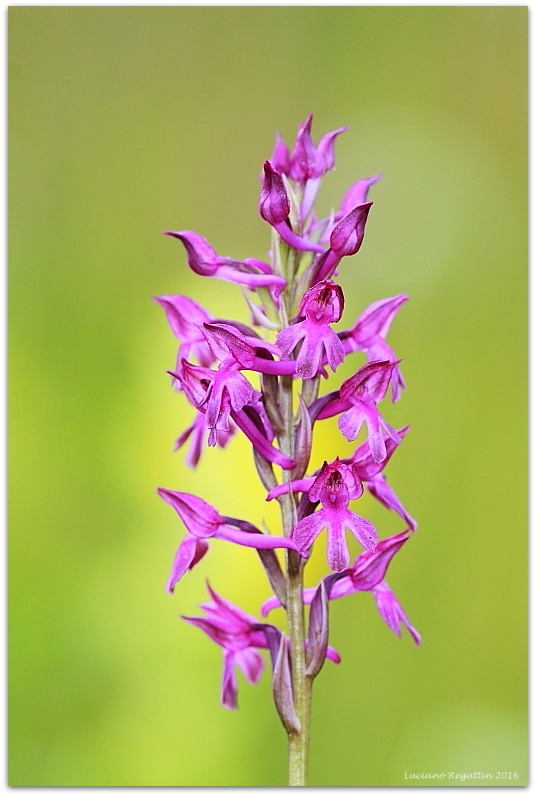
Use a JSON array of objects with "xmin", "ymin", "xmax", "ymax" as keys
[{"xmin": 9, "ymin": 7, "xmax": 527, "ymax": 787}]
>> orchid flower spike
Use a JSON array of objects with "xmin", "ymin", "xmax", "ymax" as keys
[{"xmin": 155, "ymin": 116, "xmax": 420, "ymax": 744}]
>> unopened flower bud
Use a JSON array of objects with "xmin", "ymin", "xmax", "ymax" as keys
[
  {"xmin": 330, "ymin": 202, "xmax": 373, "ymax": 257},
  {"xmin": 259, "ymin": 162, "xmax": 290, "ymax": 225}
]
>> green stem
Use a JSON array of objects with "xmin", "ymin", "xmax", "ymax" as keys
[
  {"xmin": 278, "ymin": 369, "xmax": 312, "ymax": 786},
  {"xmin": 271, "ymin": 228, "xmax": 313, "ymax": 785},
  {"xmin": 286, "ymin": 551, "xmax": 312, "ymax": 786}
]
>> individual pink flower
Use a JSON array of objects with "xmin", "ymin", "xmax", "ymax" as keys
[
  {"xmin": 291, "ymin": 459, "xmax": 378, "ymax": 572},
  {"xmin": 171, "ymin": 359, "xmax": 296, "ymax": 469},
  {"xmin": 343, "ymin": 427, "xmax": 417, "ymax": 530},
  {"xmin": 289, "ymin": 114, "xmax": 348, "ymax": 183},
  {"xmin": 265, "ymin": 427, "xmax": 416, "ymax": 531},
  {"xmin": 171, "ymin": 358, "xmax": 261, "ymax": 446},
  {"xmin": 165, "ymin": 230, "xmax": 286, "ymax": 296},
  {"xmin": 262, "ymin": 530, "xmax": 410, "ymax": 615},
  {"xmin": 276, "ymin": 280, "xmax": 346, "ymax": 379},
  {"xmin": 183, "ymin": 584, "xmax": 340, "ymax": 710},
  {"xmin": 340, "ymin": 294, "xmax": 408, "ymax": 402},
  {"xmin": 182, "ymin": 583, "xmax": 270, "ymax": 709},
  {"xmin": 337, "ymin": 361, "xmax": 402, "ymax": 460},
  {"xmin": 317, "ymin": 361, "xmax": 402, "ymax": 463},
  {"xmin": 158, "ymin": 489, "xmax": 304, "ymax": 593}
]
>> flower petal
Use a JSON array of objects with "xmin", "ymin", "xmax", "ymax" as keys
[
  {"xmin": 166, "ymin": 534, "xmax": 209, "ymax": 593},
  {"xmin": 338, "ymin": 174, "xmax": 382, "ymax": 218},
  {"xmin": 338, "ymin": 405, "xmax": 365, "ymax": 442},
  {"xmin": 323, "ymin": 329, "xmax": 345, "ymax": 373},
  {"xmin": 344, "ymin": 509, "xmax": 378, "ymax": 552},
  {"xmin": 221, "ymin": 650, "xmax": 239, "ymax": 709},
  {"xmin": 235, "ymin": 648, "xmax": 265, "ymax": 685},
  {"xmin": 366, "ymin": 475, "xmax": 417, "ymax": 531},
  {"xmin": 373, "ymin": 581, "xmax": 421, "ymax": 646},
  {"xmin": 292, "ymin": 510, "xmax": 327, "ymax": 553},
  {"xmin": 275, "ymin": 322, "xmax": 306, "ymax": 358},
  {"xmin": 295, "ymin": 327, "xmax": 324, "ymax": 380},
  {"xmin": 325, "ymin": 515, "xmax": 351, "ymax": 572},
  {"xmin": 157, "ymin": 488, "xmax": 222, "ymax": 537}
]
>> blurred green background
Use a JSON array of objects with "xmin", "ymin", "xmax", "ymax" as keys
[{"xmin": 9, "ymin": 6, "xmax": 527, "ymax": 787}]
